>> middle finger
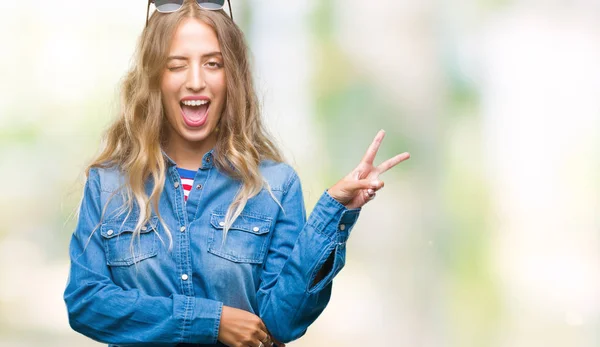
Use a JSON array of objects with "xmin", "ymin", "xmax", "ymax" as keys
[{"xmin": 376, "ymin": 152, "xmax": 410, "ymax": 174}]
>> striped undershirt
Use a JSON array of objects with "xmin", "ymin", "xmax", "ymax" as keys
[{"xmin": 176, "ymin": 167, "xmax": 196, "ymax": 202}]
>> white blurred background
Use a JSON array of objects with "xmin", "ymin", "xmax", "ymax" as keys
[{"xmin": 1, "ymin": 0, "xmax": 599, "ymax": 346}]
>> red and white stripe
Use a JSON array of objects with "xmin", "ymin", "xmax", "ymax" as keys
[{"xmin": 181, "ymin": 178, "xmax": 194, "ymax": 201}]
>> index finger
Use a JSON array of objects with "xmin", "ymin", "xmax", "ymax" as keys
[
  {"xmin": 360, "ymin": 130, "xmax": 386, "ymax": 165},
  {"xmin": 256, "ymin": 330, "xmax": 270, "ymax": 345}
]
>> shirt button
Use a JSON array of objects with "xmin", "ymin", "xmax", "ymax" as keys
[
  {"xmin": 219, "ymin": 221, "xmax": 225, "ymax": 226},
  {"xmin": 196, "ymin": 184, "xmax": 203, "ymax": 190},
  {"xmin": 339, "ymin": 224, "xmax": 346, "ymax": 231},
  {"xmin": 252, "ymin": 227, "xmax": 260, "ymax": 232},
  {"xmin": 141, "ymin": 226, "xmax": 147, "ymax": 231},
  {"xmin": 181, "ymin": 274, "xmax": 189, "ymax": 281},
  {"xmin": 180, "ymin": 226, "xmax": 186, "ymax": 232},
  {"xmin": 174, "ymin": 181, "xmax": 180, "ymax": 188},
  {"xmin": 106, "ymin": 229, "xmax": 114, "ymax": 236}
]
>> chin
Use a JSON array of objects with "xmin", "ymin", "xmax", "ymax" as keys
[{"xmin": 180, "ymin": 125, "xmax": 216, "ymax": 143}]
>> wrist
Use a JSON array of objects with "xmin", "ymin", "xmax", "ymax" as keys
[{"xmin": 326, "ymin": 187, "xmax": 349, "ymax": 206}]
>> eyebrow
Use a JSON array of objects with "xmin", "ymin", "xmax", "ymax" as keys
[{"xmin": 167, "ymin": 52, "xmax": 223, "ymax": 61}]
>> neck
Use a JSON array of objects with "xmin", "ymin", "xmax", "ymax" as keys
[{"xmin": 163, "ymin": 133, "xmax": 216, "ymax": 171}]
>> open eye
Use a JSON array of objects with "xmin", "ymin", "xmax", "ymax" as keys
[{"xmin": 205, "ymin": 61, "xmax": 223, "ymax": 69}]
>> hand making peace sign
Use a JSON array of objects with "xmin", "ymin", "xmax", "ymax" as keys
[{"xmin": 327, "ymin": 130, "xmax": 410, "ymax": 210}]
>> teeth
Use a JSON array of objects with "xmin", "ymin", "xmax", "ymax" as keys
[{"xmin": 181, "ymin": 100, "xmax": 209, "ymax": 107}]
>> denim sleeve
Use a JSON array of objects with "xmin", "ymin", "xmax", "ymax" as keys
[
  {"xmin": 257, "ymin": 172, "xmax": 360, "ymax": 343},
  {"xmin": 63, "ymin": 168, "xmax": 222, "ymax": 345}
]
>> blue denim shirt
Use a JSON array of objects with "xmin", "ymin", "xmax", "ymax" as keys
[{"xmin": 64, "ymin": 150, "xmax": 360, "ymax": 346}]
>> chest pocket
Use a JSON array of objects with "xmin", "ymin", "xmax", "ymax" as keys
[
  {"xmin": 208, "ymin": 212, "xmax": 272, "ymax": 264},
  {"xmin": 100, "ymin": 216, "xmax": 159, "ymax": 266}
]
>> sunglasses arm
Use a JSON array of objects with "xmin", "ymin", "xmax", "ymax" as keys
[
  {"xmin": 146, "ymin": 0, "xmax": 152, "ymax": 27},
  {"xmin": 227, "ymin": 0, "xmax": 233, "ymax": 21}
]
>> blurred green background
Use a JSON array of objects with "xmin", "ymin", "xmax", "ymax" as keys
[{"xmin": 1, "ymin": 0, "xmax": 599, "ymax": 346}]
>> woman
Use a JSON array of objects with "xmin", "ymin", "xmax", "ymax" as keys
[{"xmin": 63, "ymin": 1, "xmax": 410, "ymax": 346}]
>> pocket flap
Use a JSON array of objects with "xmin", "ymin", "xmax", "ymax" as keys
[
  {"xmin": 101, "ymin": 216, "xmax": 158, "ymax": 239},
  {"xmin": 210, "ymin": 212, "xmax": 271, "ymax": 235}
]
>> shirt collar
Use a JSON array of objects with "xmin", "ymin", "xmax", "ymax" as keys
[
  {"xmin": 200, "ymin": 149, "xmax": 215, "ymax": 169},
  {"xmin": 161, "ymin": 148, "xmax": 215, "ymax": 170},
  {"xmin": 161, "ymin": 149, "xmax": 177, "ymax": 167}
]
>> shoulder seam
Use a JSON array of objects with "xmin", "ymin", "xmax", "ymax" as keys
[{"xmin": 282, "ymin": 168, "xmax": 299, "ymax": 195}]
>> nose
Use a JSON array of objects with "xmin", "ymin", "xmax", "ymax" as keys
[{"xmin": 185, "ymin": 64, "xmax": 206, "ymax": 92}]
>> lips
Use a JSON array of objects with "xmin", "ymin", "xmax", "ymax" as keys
[{"xmin": 180, "ymin": 99, "xmax": 210, "ymax": 127}]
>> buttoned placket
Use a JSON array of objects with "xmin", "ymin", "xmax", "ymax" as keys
[
  {"xmin": 163, "ymin": 150, "xmax": 215, "ymax": 297},
  {"xmin": 168, "ymin": 165, "xmax": 195, "ymax": 296},
  {"xmin": 185, "ymin": 151, "xmax": 214, "ymax": 223}
]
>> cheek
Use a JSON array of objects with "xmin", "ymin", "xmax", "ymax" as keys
[
  {"xmin": 160, "ymin": 79, "xmax": 181, "ymax": 123},
  {"xmin": 213, "ymin": 79, "xmax": 227, "ymax": 113},
  {"xmin": 218, "ymin": 79, "xmax": 227, "ymax": 98},
  {"xmin": 160, "ymin": 74, "xmax": 181, "ymax": 100},
  {"xmin": 208, "ymin": 73, "xmax": 227, "ymax": 99}
]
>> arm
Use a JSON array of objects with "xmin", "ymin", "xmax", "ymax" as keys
[
  {"xmin": 257, "ymin": 172, "xmax": 360, "ymax": 343},
  {"xmin": 63, "ymin": 168, "xmax": 222, "ymax": 345},
  {"xmin": 259, "ymin": 130, "xmax": 410, "ymax": 343}
]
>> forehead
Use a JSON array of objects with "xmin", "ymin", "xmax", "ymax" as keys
[{"xmin": 169, "ymin": 17, "xmax": 221, "ymax": 54}]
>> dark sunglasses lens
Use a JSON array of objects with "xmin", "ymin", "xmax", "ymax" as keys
[
  {"xmin": 154, "ymin": 0, "xmax": 184, "ymax": 12},
  {"xmin": 197, "ymin": 0, "xmax": 225, "ymax": 10}
]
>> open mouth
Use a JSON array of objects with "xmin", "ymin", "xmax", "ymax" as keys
[{"xmin": 180, "ymin": 99, "xmax": 210, "ymax": 127}]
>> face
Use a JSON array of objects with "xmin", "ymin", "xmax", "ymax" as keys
[{"xmin": 161, "ymin": 17, "xmax": 226, "ymax": 153}]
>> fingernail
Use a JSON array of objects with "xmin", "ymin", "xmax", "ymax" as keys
[{"xmin": 367, "ymin": 189, "xmax": 374, "ymax": 195}]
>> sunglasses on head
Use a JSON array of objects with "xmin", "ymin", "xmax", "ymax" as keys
[{"xmin": 146, "ymin": 0, "xmax": 233, "ymax": 27}]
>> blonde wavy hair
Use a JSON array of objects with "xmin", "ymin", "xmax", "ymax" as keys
[{"xmin": 88, "ymin": 0, "xmax": 283, "ymax": 249}]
